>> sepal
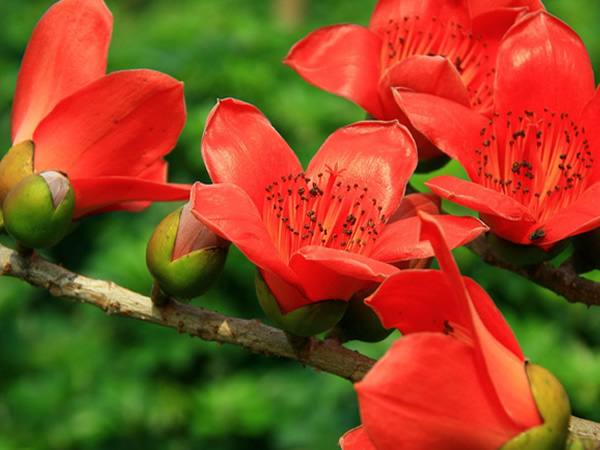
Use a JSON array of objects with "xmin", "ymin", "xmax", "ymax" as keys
[
  {"xmin": 255, "ymin": 269, "xmax": 347, "ymax": 337},
  {"xmin": 0, "ymin": 141, "xmax": 35, "ymax": 206},
  {"xmin": 333, "ymin": 288, "xmax": 393, "ymax": 343},
  {"xmin": 501, "ymin": 362, "xmax": 570, "ymax": 450},
  {"xmin": 488, "ymin": 234, "xmax": 570, "ymax": 266}
]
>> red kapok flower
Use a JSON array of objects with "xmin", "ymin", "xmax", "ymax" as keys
[
  {"xmin": 191, "ymin": 98, "xmax": 486, "ymax": 322},
  {"xmin": 340, "ymin": 212, "xmax": 544, "ymax": 449},
  {"xmin": 283, "ymin": 0, "xmax": 543, "ymax": 161},
  {"xmin": 1, "ymin": 0, "xmax": 190, "ymax": 218},
  {"xmin": 395, "ymin": 11, "xmax": 600, "ymax": 249}
]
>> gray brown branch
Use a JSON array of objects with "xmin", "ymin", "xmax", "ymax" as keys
[
  {"xmin": 465, "ymin": 234, "xmax": 600, "ymax": 307},
  {"xmin": 0, "ymin": 243, "xmax": 373, "ymax": 383},
  {"xmin": 0, "ymin": 241, "xmax": 598, "ymax": 446}
]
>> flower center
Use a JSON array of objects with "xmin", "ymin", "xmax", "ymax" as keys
[
  {"xmin": 474, "ymin": 109, "xmax": 593, "ymax": 223},
  {"xmin": 262, "ymin": 165, "xmax": 386, "ymax": 263},
  {"xmin": 382, "ymin": 16, "xmax": 493, "ymax": 111}
]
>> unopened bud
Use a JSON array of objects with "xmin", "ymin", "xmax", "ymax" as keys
[
  {"xmin": 2, "ymin": 170, "xmax": 75, "ymax": 249},
  {"xmin": 255, "ymin": 270, "xmax": 347, "ymax": 337},
  {"xmin": 146, "ymin": 203, "xmax": 229, "ymax": 303},
  {"xmin": 501, "ymin": 362, "xmax": 570, "ymax": 449},
  {"xmin": 0, "ymin": 141, "xmax": 35, "ymax": 206}
]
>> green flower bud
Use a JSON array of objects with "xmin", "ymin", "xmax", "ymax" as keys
[
  {"xmin": 0, "ymin": 141, "xmax": 35, "ymax": 207},
  {"xmin": 255, "ymin": 270, "xmax": 347, "ymax": 337},
  {"xmin": 488, "ymin": 234, "xmax": 570, "ymax": 266},
  {"xmin": 146, "ymin": 203, "xmax": 229, "ymax": 304},
  {"xmin": 501, "ymin": 362, "xmax": 571, "ymax": 450},
  {"xmin": 334, "ymin": 288, "xmax": 393, "ymax": 343},
  {"xmin": 3, "ymin": 170, "xmax": 75, "ymax": 249}
]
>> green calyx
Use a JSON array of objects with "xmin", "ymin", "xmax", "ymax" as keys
[
  {"xmin": 0, "ymin": 141, "xmax": 35, "ymax": 207},
  {"xmin": 146, "ymin": 206, "xmax": 229, "ymax": 302},
  {"xmin": 255, "ymin": 270, "xmax": 347, "ymax": 337},
  {"xmin": 488, "ymin": 234, "xmax": 570, "ymax": 266},
  {"xmin": 414, "ymin": 154, "xmax": 450, "ymax": 173},
  {"xmin": 2, "ymin": 170, "xmax": 75, "ymax": 249},
  {"xmin": 334, "ymin": 288, "xmax": 393, "ymax": 343},
  {"xmin": 501, "ymin": 362, "xmax": 571, "ymax": 450}
]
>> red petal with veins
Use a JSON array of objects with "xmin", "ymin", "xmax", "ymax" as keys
[
  {"xmin": 12, "ymin": 0, "xmax": 112, "ymax": 144},
  {"xmin": 468, "ymin": 0, "xmax": 544, "ymax": 17},
  {"xmin": 394, "ymin": 89, "xmax": 486, "ymax": 170},
  {"xmin": 426, "ymin": 175, "xmax": 536, "ymax": 221},
  {"xmin": 357, "ymin": 334, "xmax": 523, "ymax": 450},
  {"xmin": 388, "ymin": 192, "xmax": 441, "ymax": 222},
  {"xmin": 367, "ymin": 270, "xmax": 521, "ymax": 358},
  {"xmin": 33, "ymin": 69, "xmax": 185, "ymax": 179},
  {"xmin": 201, "ymin": 98, "xmax": 303, "ymax": 212},
  {"xmin": 369, "ymin": 214, "xmax": 488, "ymax": 262},
  {"xmin": 369, "ymin": 0, "xmax": 471, "ymax": 38},
  {"xmin": 306, "ymin": 120, "xmax": 417, "ymax": 220},
  {"xmin": 190, "ymin": 182, "xmax": 302, "ymax": 292},
  {"xmin": 339, "ymin": 427, "xmax": 376, "ymax": 450},
  {"xmin": 380, "ymin": 56, "xmax": 471, "ymax": 114},
  {"xmin": 539, "ymin": 182, "xmax": 600, "ymax": 244},
  {"xmin": 579, "ymin": 87, "xmax": 600, "ymax": 184},
  {"xmin": 283, "ymin": 24, "xmax": 384, "ymax": 118},
  {"xmin": 495, "ymin": 11, "xmax": 595, "ymax": 116},
  {"xmin": 72, "ymin": 176, "xmax": 190, "ymax": 218},
  {"xmin": 417, "ymin": 212, "xmax": 540, "ymax": 429},
  {"xmin": 289, "ymin": 246, "xmax": 397, "ymax": 302}
]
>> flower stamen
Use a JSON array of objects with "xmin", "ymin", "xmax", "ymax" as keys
[
  {"xmin": 382, "ymin": 16, "xmax": 493, "ymax": 111},
  {"xmin": 262, "ymin": 168, "xmax": 386, "ymax": 263},
  {"xmin": 474, "ymin": 109, "xmax": 592, "ymax": 222}
]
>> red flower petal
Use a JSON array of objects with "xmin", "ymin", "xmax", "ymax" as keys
[
  {"xmin": 394, "ymin": 89, "xmax": 487, "ymax": 169},
  {"xmin": 369, "ymin": 214, "xmax": 488, "ymax": 262},
  {"xmin": 369, "ymin": 0, "xmax": 471, "ymax": 38},
  {"xmin": 357, "ymin": 334, "xmax": 523, "ymax": 449},
  {"xmin": 339, "ymin": 426, "xmax": 376, "ymax": 450},
  {"xmin": 12, "ymin": 0, "xmax": 112, "ymax": 144},
  {"xmin": 289, "ymin": 246, "xmax": 398, "ymax": 301},
  {"xmin": 388, "ymin": 192, "xmax": 441, "ymax": 222},
  {"xmin": 283, "ymin": 24, "xmax": 384, "ymax": 118},
  {"xmin": 201, "ymin": 98, "xmax": 303, "ymax": 212},
  {"xmin": 468, "ymin": 0, "xmax": 544, "ymax": 17},
  {"xmin": 306, "ymin": 120, "xmax": 417, "ymax": 220},
  {"xmin": 540, "ymin": 182, "xmax": 600, "ymax": 244},
  {"xmin": 495, "ymin": 11, "xmax": 595, "ymax": 116},
  {"xmin": 418, "ymin": 212, "xmax": 540, "ymax": 430},
  {"xmin": 426, "ymin": 175, "xmax": 536, "ymax": 221},
  {"xmin": 32, "ymin": 69, "xmax": 185, "ymax": 179},
  {"xmin": 380, "ymin": 56, "xmax": 471, "ymax": 114},
  {"xmin": 71, "ymin": 175, "xmax": 190, "ymax": 218},
  {"xmin": 190, "ymin": 182, "xmax": 302, "ymax": 292}
]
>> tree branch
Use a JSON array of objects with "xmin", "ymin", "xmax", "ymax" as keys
[
  {"xmin": 0, "ymin": 241, "xmax": 598, "ymax": 445},
  {"xmin": 0, "ymin": 243, "xmax": 373, "ymax": 383},
  {"xmin": 465, "ymin": 234, "xmax": 600, "ymax": 307}
]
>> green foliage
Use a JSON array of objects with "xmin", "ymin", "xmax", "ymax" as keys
[{"xmin": 0, "ymin": 1, "xmax": 600, "ymax": 449}]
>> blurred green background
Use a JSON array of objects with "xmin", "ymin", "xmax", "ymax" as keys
[{"xmin": 1, "ymin": 1, "xmax": 600, "ymax": 448}]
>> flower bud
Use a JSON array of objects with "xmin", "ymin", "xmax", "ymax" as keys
[
  {"xmin": 255, "ymin": 270, "xmax": 347, "ymax": 337},
  {"xmin": 0, "ymin": 141, "xmax": 35, "ymax": 206},
  {"xmin": 146, "ymin": 202, "xmax": 229, "ymax": 303},
  {"xmin": 334, "ymin": 288, "xmax": 393, "ymax": 343},
  {"xmin": 488, "ymin": 234, "xmax": 570, "ymax": 266},
  {"xmin": 3, "ymin": 170, "xmax": 75, "ymax": 249},
  {"xmin": 501, "ymin": 362, "xmax": 570, "ymax": 450}
]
